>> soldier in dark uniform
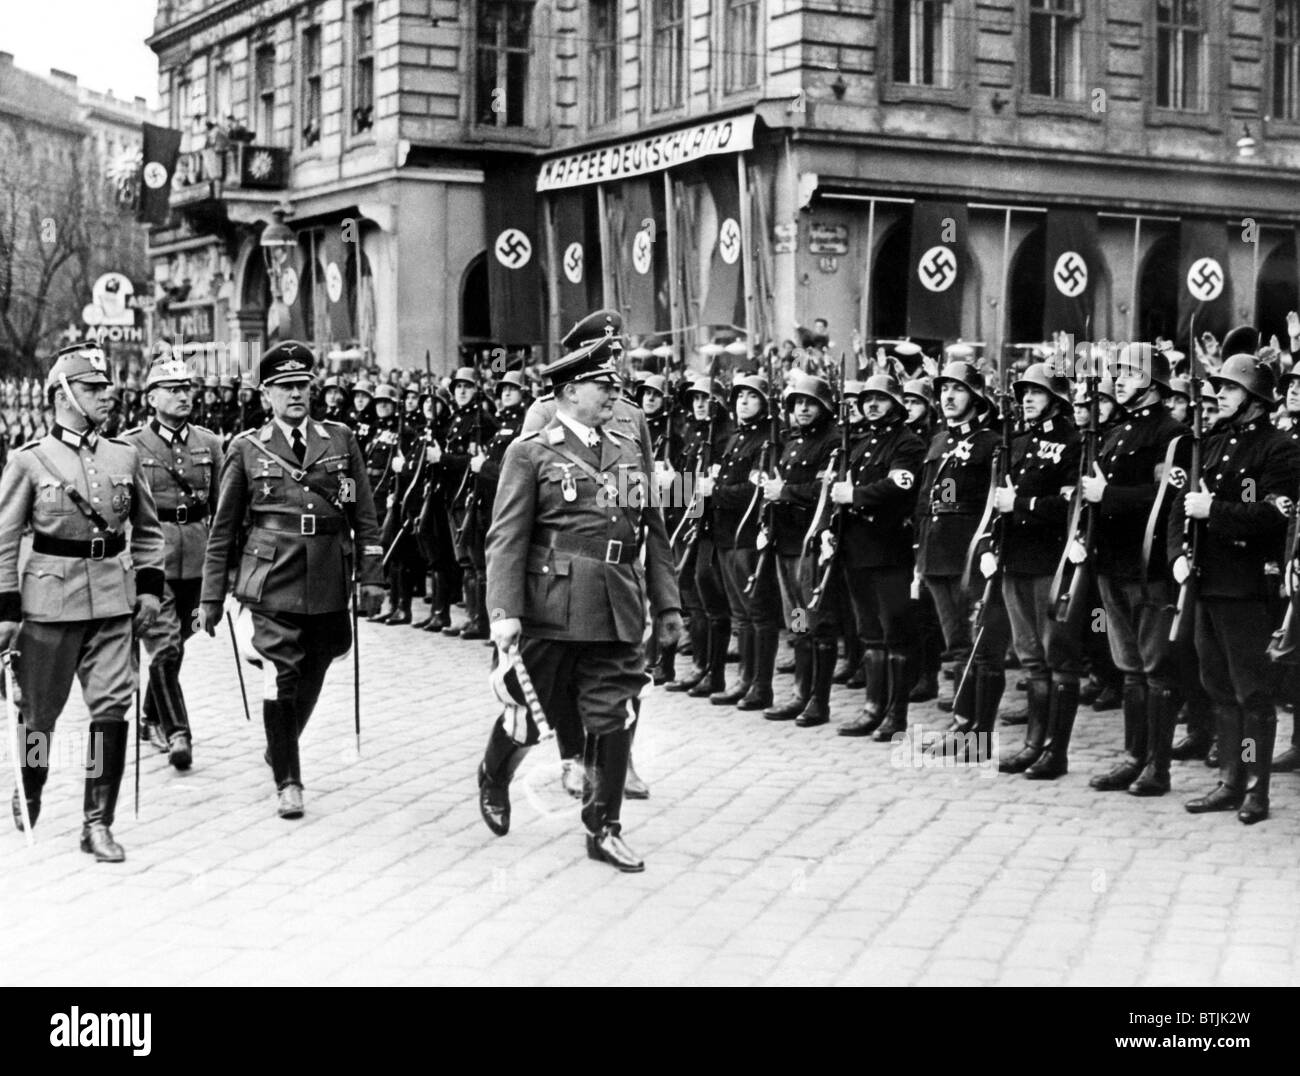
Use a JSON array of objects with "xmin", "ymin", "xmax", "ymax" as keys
[
  {"xmin": 990, "ymin": 363, "xmax": 1083, "ymax": 777},
  {"xmin": 762, "ymin": 374, "xmax": 841, "ymax": 723},
  {"xmin": 218, "ymin": 376, "xmax": 240, "ymax": 438},
  {"xmin": 347, "ymin": 380, "xmax": 376, "ymax": 452},
  {"xmin": 831, "ymin": 374, "xmax": 925, "ymax": 738},
  {"xmin": 1174, "ymin": 355, "xmax": 1300, "ymax": 822},
  {"xmin": 475, "ymin": 337, "xmax": 683, "ymax": 872},
  {"xmin": 322, "ymin": 376, "xmax": 348, "ymax": 423},
  {"xmin": 703, "ymin": 373, "xmax": 782, "ymax": 710},
  {"xmin": 366, "ymin": 384, "xmax": 411, "ymax": 624},
  {"xmin": 198, "ymin": 342, "xmax": 385, "ymax": 819},
  {"xmin": 1083, "ymin": 345, "xmax": 1190, "ymax": 795},
  {"xmin": 635, "ymin": 374, "xmax": 677, "ymax": 684},
  {"xmin": 903, "ymin": 377, "xmax": 939, "ymax": 444},
  {"xmin": 441, "ymin": 367, "xmax": 498, "ymax": 640},
  {"xmin": 412, "ymin": 391, "xmax": 455, "ymax": 632},
  {"xmin": 474, "ymin": 371, "xmax": 530, "ymax": 554},
  {"xmin": 122, "ymin": 375, "xmax": 145, "ymax": 430},
  {"xmin": 236, "ymin": 372, "xmax": 265, "ymax": 435},
  {"xmin": 900, "ymin": 376, "xmax": 942, "ymax": 702},
  {"xmin": 124, "ymin": 357, "xmax": 224, "ymax": 770},
  {"xmin": 0, "ymin": 343, "xmax": 165, "ymax": 861}
]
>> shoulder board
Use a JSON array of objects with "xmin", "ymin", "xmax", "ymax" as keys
[
  {"xmin": 107, "ymin": 437, "xmax": 128, "ymax": 446},
  {"xmin": 606, "ymin": 427, "xmax": 631, "ymax": 442},
  {"xmin": 17, "ymin": 440, "xmax": 39, "ymax": 453},
  {"xmin": 322, "ymin": 418, "xmax": 349, "ymax": 430},
  {"xmin": 312, "ymin": 422, "xmax": 329, "ymax": 437},
  {"xmin": 120, "ymin": 425, "xmax": 146, "ymax": 437},
  {"xmin": 546, "ymin": 426, "xmax": 566, "ymax": 445},
  {"xmin": 232, "ymin": 428, "xmax": 261, "ymax": 445},
  {"xmin": 257, "ymin": 424, "xmax": 274, "ymax": 442}
]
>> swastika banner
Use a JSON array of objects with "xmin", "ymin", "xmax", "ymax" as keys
[
  {"xmin": 701, "ymin": 171, "xmax": 744, "ymax": 329},
  {"xmin": 907, "ymin": 202, "xmax": 968, "ymax": 341},
  {"xmin": 618, "ymin": 177, "xmax": 664, "ymax": 337},
  {"xmin": 1177, "ymin": 219, "xmax": 1232, "ymax": 344},
  {"xmin": 1042, "ymin": 210, "xmax": 1099, "ymax": 340},
  {"xmin": 485, "ymin": 163, "xmax": 544, "ymax": 345},
  {"xmin": 552, "ymin": 189, "xmax": 600, "ymax": 336}
]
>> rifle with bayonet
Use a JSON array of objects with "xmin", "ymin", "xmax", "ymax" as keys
[
  {"xmin": 672, "ymin": 388, "xmax": 716, "ymax": 574},
  {"xmin": 1169, "ymin": 319, "xmax": 1204, "ymax": 643},
  {"xmin": 807, "ymin": 353, "xmax": 851, "ymax": 612},
  {"xmin": 1050, "ymin": 348, "xmax": 1100, "ymax": 622},
  {"xmin": 743, "ymin": 350, "xmax": 783, "ymax": 596}
]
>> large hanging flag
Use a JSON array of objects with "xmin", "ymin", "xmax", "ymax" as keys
[
  {"xmin": 137, "ymin": 123, "xmax": 183, "ymax": 226},
  {"xmin": 282, "ymin": 236, "xmax": 308, "ymax": 340},
  {"xmin": 553, "ymin": 189, "xmax": 596, "ymax": 332},
  {"xmin": 906, "ymin": 202, "xmax": 968, "ymax": 341},
  {"xmin": 320, "ymin": 224, "xmax": 353, "ymax": 341},
  {"xmin": 1042, "ymin": 210, "xmax": 1100, "ymax": 340},
  {"xmin": 621, "ymin": 177, "xmax": 659, "ymax": 336},
  {"xmin": 485, "ymin": 163, "xmax": 544, "ymax": 345},
  {"xmin": 701, "ymin": 171, "xmax": 745, "ymax": 328},
  {"xmin": 1178, "ymin": 219, "xmax": 1232, "ymax": 344}
]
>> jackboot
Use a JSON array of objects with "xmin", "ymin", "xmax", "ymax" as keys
[
  {"xmin": 1238, "ymin": 703, "xmax": 1277, "ymax": 824},
  {"xmin": 838, "ymin": 648, "xmax": 888, "ymax": 736},
  {"xmin": 712, "ymin": 625, "xmax": 754, "ymax": 705},
  {"xmin": 80, "ymin": 721, "xmax": 128, "ymax": 862},
  {"xmin": 967, "ymin": 666, "xmax": 1005, "ymax": 763},
  {"xmin": 478, "ymin": 716, "xmax": 532, "ymax": 836},
  {"xmin": 1091, "ymin": 681, "xmax": 1147, "ymax": 791},
  {"xmin": 1271, "ymin": 717, "xmax": 1300, "ymax": 772},
  {"xmin": 1186, "ymin": 704, "xmax": 1245, "ymax": 813},
  {"xmin": 689, "ymin": 618, "xmax": 731, "ymax": 697},
  {"xmin": 796, "ymin": 639, "xmax": 837, "ymax": 727},
  {"xmin": 738, "ymin": 627, "xmax": 779, "ymax": 710},
  {"xmin": 263, "ymin": 698, "xmax": 304, "ymax": 818},
  {"xmin": 461, "ymin": 572, "xmax": 489, "ymax": 640},
  {"xmin": 1172, "ymin": 697, "xmax": 1213, "ymax": 761},
  {"xmin": 424, "ymin": 572, "xmax": 452, "ymax": 632},
  {"xmin": 11, "ymin": 724, "xmax": 48, "ymax": 832},
  {"xmin": 1129, "ymin": 687, "xmax": 1179, "ymax": 796},
  {"xmin": 149, "ymin": 659, "xmax": 193, "ymax": 771},
  {"xmin": 999, "ymin": 678, "xmax": 1049, "ymax": 773},
  {"xmin": 140, "ymin": 682, "xmax": 170, "ymax": 754},
  {"xmin": 651, "ymin": 638, "xmax": 677, "ymax": 686},
  {"xmin": 871, "ymin": 652, "xmax": 912, "ymax": 742},
  {"xmin": 1025, "ymin": 680, "xmax": 1080, "ymax": 780},
  {"xmin": 582, "ymin": 728, "xmax": 643, "ymax": 872},
  {"xmin": 665, "ymin": 616, "xmax": 708, "ymax": 691},
  {"xmin": 833, "ymin": 630, "xmax": 861, "ymax": 685},
  {"xmin": 442, "ymin": 571, "xmax": 469, "ymax": 636},
  {"xmin": 765, "ymin": 637, "xmax": 812, "ymax": 720}
]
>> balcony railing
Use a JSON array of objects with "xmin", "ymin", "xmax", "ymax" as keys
[{"xmin": 170, "ymin": 142, "xmax": 290, "ymax": 206}]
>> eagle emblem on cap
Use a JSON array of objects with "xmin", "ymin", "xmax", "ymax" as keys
[{"xmin": 278, "ymin": 358, "xmax": 308, "ymax": 371}]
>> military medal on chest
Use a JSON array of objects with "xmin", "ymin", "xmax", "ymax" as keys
[{"xmin": 560, "ymin": 464, "xmax": 578, "ymax": 502}]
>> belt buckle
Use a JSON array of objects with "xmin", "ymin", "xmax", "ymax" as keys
[
  {"xmin": 301, "ymin": 514, "xmax": 317, "ymax": 536},
  {"xmin": 89, "ymin": 536, "xmax": 105, "ymax": 561},
  {"xmin": 174, "ymin": 504, "xmax": 188, "ymax": 524},
  {"xmin": 605, "ymin": 539, "xmax": 623, "ymax": 563}
]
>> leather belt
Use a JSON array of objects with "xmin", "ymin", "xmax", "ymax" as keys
[
  {"xmin": 533, "ymin": 528, "xmax": 639, "ymax": 564},
  {"xmin": 158, "ymin": 504, "xmax": 208, "ymax": 524},
  {"xmin": 930, "ymin": 503, "xmax": 982, "ymax": 516},
  {"xmin": 32, "ymin": 533, "xmax": 126, "ymax": 560},
  {"xmin": 252, "ymin": 512, "xmax": 344, "ymax": 536}
]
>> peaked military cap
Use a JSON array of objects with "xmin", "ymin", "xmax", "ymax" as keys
[
  {"xmin": 259, "ymin": 340, "xmax": 315, "ymax": 386},
  {"xmin": 45, "ymin": 342, "xmax": 112, "ymax": 395}
]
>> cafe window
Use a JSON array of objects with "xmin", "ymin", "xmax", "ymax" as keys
[{"xmin": 589, "ymin": 0, "xmax": 619, "ymax": 125}]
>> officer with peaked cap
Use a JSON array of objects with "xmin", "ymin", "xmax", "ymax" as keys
[
  {"xmin": 198, "ymin": 341, "xmax": 385, "ymax": 820},
  {"xmin": 123, "ymin": 356, "xmax": 225, "ymax": 770},
  {"xmin": 476, "ymin": 335, "xmax": 682, "ymax": 872},
  {"xmin": 0, "ymin": 342, "xmax": 165, "ymax": 861}
]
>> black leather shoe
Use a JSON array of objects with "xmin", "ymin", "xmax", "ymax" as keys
[
  {"xmin": 1024, "ymin": 750, "xmax": 1068, "ymax": 780},
  {"xmin": 1171, "ymin": 732, "xmax": 1211, "ymax": 762},
  {"xmin": 664, "ymin": 668, "xmax": 706, "ymax": 693},
  {"xmin": 277, "ymin": 785, "xmax": 304, "ymax": 819},
  {"xmin": 441, "ymin": 624, "xmax": 463, "ymax": 637},
  {"xmin": 1271, "ymin": 744, "xmax": 1300, "ymax": 772},
  {"xmin": 838, "ymin": 710, "xmax": 884, "ymax": 737},
  {"xmin": 144, "ymin": 721, "xmax": 170, "ymax": 754},
  {"xmin": 411, "ymin": 614, "xmax": 434, "ymax": 629},
  {"xmin": 763, "ymin": 695, "xmax": 806, "ymax": 721},
  {"xmin": 586, "ymin": 825, "xmax": 645, "ymax": 872},
  {"xmin": 461, "ymin": 627, "xmax": 489, "ymax": 640},
  {"xmin": 1090, "ymin": 761, "xmax": 1141, "ymax": 791},
  {"xmin": 1237, "ymin": 791, "xmax": 1269, "ymax": 825},
  {"xmin": 871, "ymin": 715, "xmax": 905, "ymax": 742},
  {"xmin": 80, "ymin": 823, "xmax": 125, "ymax": 862},
  {"xmin": 168, "ymin": 733, "xmax": 192, "ymax": 772},
  {"xmin": 1127, "ymin": 765, "xmax": 1170, "ymax": 797},
  {"xmin": 385, "ymin": 610, "xmax": 412, "ymax": 626},
  {"xmin": 709, "ymin": 682, "xmax": 748, "ymax": 706},
  {"xmin": 737, "ymin": 685, "xmax": 773, "ymax": 711},
  {"xmin": 424, "ymin": 612, "xmax": 449, "ymax": 632},
  {"xmin": 478, "ymin": 762, "xmax": 511, "ymax": 836},
  {"xmin": 909, "ymin": 676, "xmax": 938, "ymax": 703},
  {"xmin": 1185, "ymin": 783, "xmax": 1244, "ymax": 814}
]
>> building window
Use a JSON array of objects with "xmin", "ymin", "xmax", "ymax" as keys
[
  {"xmin": 475, "ymin": 1, "xmax": 534, "ymax": 127},
  {"xmin": 724, "ymin": 0, "xmax": 760, "ymax": 92},
  {"xmin": 353, "ymin": 3, "xmax": 375, "ymax": 133},
  {"xmin": 1028, "ymin": 0, "xmax": 1083, "ymax": 99},
  {"xmin": 651, "ymin": 0, "xmax": 686, "ymax": 112},
  {"xmin": 303, "ymin": 25, "xmax": 322, "ymax": 145},
  {"xmin": 892, "ymin": 0, "xmax": 954, "ymax": 87},
  {"xmin": 589, "ymin": 0, "xmax": 619, "ymax": 125},
  {"xmin": 212, "ymin": 60, "xmax": 232, "ymax": 123},
  {"xmin": 1156, "ymin": 0, "xmax": 1206, "ymax": 110},
  {"xmin": 254, "ymin": 43, "xmax": 276, "ymax": 143},
  {"xmin": 172, "ymin": 73, "xmax": 192, "ymax": 130},
  {"xmin": 1275, "ymin": 0, "xmax": 1300, "ymax": 121}
]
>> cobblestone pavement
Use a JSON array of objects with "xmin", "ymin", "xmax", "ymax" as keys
[{"xmin": 2, "ymin": 613, "xmax": 1298, "ymax": 988}]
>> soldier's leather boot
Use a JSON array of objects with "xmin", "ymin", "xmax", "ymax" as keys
[
  {"xmin": 652, "ymin": 639, "xmax": 676, "ymax": 686},
  {"xmin": 738, "ymin": 627, "xmax": 779, "ymax": 710},
  {"xmin": 461, "ymin": 572, "xmax": 489, "ymax": 640},
  {"xmin": 838, "ymin": 648, "xmax": 888, "ymax": 736},
  {"xmin": 1091, "ymin": 680, "xmax": 1147, "ymax": 791},
  {"xmin": 712, "ymin": 625, "xmax": 754, "ymax": 705},
  {"xmin": 425, "ymin": 572, "xmax": 452, "ymax": 632},
  {"xmin": 1026, "ymin": 680, "xmax": 1081, "ymax": 780},
  {"xmin": 765, "ymin": 638, "xmax": 812, "ymax": 720},
  {"xmin": 796, "ymin": 639, "xmax": 837, "ymax": 727},
  {"xmin": 1271, "ymin": 716, "xmax": 1300, "ymax": 772},
  {"xmin": 141, "ymin": 682, "xmax": 171, "ymax": 754},
  {"xmin": 149, "ymin": 659, "xmax": 193, "ymax": 771},
  {"xmin": 263, "ymin": 699, "xmax": 304, "ymax": 819},
  {"xmin": 1000, "ymin": 677, "xmax": 1049, "ymax": 773},
  {"xmin": 1238, "ymin": 703, "xmax": 1277, "ymax": 825},
  {"xmin": 1129, "ymin": 687, "xmax": 1179, "ymax": 795},
  {"xmin": 80, "ymin": 721, "xmax": 127, "ymax": 862},
  {"xmin": 833, "ymin": 630, "xmax": 861, "ymax": 685},
  {"xmin": 689, "ymin": 618, "xmax": 731, "ymax": 697},
  {"xmin": 477, "ymin": 716, "xmax": 532, "ymax": 836},
  {"xmin": 623, "ymin": 705, "xmax": 649, "ymax": 799},
  {"xmin": 665, "ymin": 617, "xmax": 708, "ymax": 691},
  {"xmin": 963, "ymin": 666, "xmax": 1005, "ymax": 763},
  {"xmin": 582, "ymin": 728, "xmax": 643, "ymax": 872},
  {"xmin": 871, "ymin": 652, "xmax": 912, "ymax": 741},
  {"xmin": 11, "ymin": 724, "xmax": 48, "ymax": 832},
  {"xmin": 1186, "ymin": 704, "xmax": 1245, "ymax": 814},
  {"xmin": 1172, "ymin": 696, "xmax": 1213, "ymax": 761}
]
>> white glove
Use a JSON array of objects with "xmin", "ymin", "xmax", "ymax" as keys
[
  {"xmin": 696, "ymin": 476, "xmax": 715, "ymax": 497},
  {"xmin": 1066, "ymin": 538, "xmax": 1088, "ymax": 565},
  {"xmin": 1172, "ymin": 556, "xmax": 1190, "ymax": 585},
  {"xmin": 979, "ymin": 552, "xmax": 998, "ymax": 579},
  {"xmin": 391, "ymin": 454, "xmax": 405, "ymax": 475}
]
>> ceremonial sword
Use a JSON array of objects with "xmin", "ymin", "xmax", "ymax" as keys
[{"xmin": 3, "ymin": 649, "xmax": 34, "ymax": 846}]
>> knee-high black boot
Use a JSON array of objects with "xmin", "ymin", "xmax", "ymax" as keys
[
  {"xmin": 796, "ymin": 638, "xmax": 837, "ymax": 727},
  {"xmin": 838, "ymin": 648, "xmax": 888, "ymax": 736},
  {"xmin": 80, "ymin": 721, "xmax": 128, "ymax": 862},
  {"xmin": 689, "ymin": 617, "xmax": 731, "ymax": 697},
  {"xmin": 1187, "ymin": 704, "xmax": 1246, "ymax": 813},
  {"xmin": 11, "ymin": 723, "xmax": 48, "ymax": 832},
  {"xmin": 1091, "ymin": 680, "xmax": 1147, "ymax": 791},
  {"xmin": 1129, "ymin": 687, "xmax": 1179, "ymax": 795},
  {"xmin": 999, "ymin": 678, "xmax": 1049, "ymax": 773},
  {"xmin": 264, "ymin": 699, "xmax": 304, "ymax": 818},
  {"xmin": 739, "ymin": 627, "xmax": 778, "ymax": 710},
  {"xmin": 1238, "ymin": 703, "xmax": 1277, "ymax": 825},
  {"xmin": 149, "ymin": 659, "xmax": 193, "ymax": 771},
  {"xmin": 424, "ymin": 571, "xmax": 452, "ymax": 631},
  {"xmin": 665, "ymin": 615, "xmax": 708, "ymax": 691},
  {"xmin": 385, "ymin": 564, "xmax": 412, "ymax": 625},
  {"xmin": 765, "ymin": 636, "xmax": 812, "ymax": 720},
  {"xmin": 711, "ymin": 624, "xmax": 754, "ymax": 705},
  {"xmin": 1025, "ymin": 680, "xmax": 1081, "ymax": 780},
  {"xmin": 478, "ymin": 715, "xmax": 533, "ymax": 836},
  {"xmin": 582, "ymin": 727, "xmax": 643, "ymax": 872},
  {"xmin": 872, "ymin": 652, "xmax": 912, "ymax": 742},
  {"xmin": 462, "ymin": 571, "xmax": 489, "ymax": 639}
]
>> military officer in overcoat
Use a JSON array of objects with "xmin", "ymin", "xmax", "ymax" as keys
[
  {"xmin": 0, "ymin": 343, "xmax": 165, "ymax": 862},
  {"xmin": 124, "ymin": 356, "xmax": 224, "ymax": 770},
  {"xmin": 476, "ymin": 336, "xmax": 682, "ymax": 872},
  {"xmin": 198, "ymin": 342, "xmax": 385, "ymax": 819}
]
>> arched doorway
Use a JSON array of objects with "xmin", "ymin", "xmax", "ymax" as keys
[
  {"xmin": 870, "ymin": 222, "xmax": 909, "ymax": 340},
  {"xmin": 1008, "ymin": 223, "xmax": 1046, "ymax": 344},
  {"xmin": 461, "ymin": 253, "xmax": 491, "ymax": 346},
  {"xmin": 1257, "ymin": 236, "xmax": 1298, "ymax": 346},
  {"xmin": 1138, "ymin": 232, "xmax": 1178, "ymax": 343}
]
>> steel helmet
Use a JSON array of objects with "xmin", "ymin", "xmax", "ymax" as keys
[
  {"xmin": 857, "ymin": 373, "xmax": 905, "ymax": 410},
  {"xmin": 730, "ymin": 373, "xmax": 770, "ymax": 406},
  {"xmin": 783, "ymin": 373, "xmax": 835, "ymax": 413},
  {"xmin": 373, "ymin": 383, "xmax": 400, "ymax": 403},
  {"xmin": 902, "ymin": 378, "xmax": 936, "ymax": 407},
  {"xmin": 933, "ymin": 361, "xmax": 989, "ymax": 409},
  {"xmin": 1014, "ymin": 362, "xmax": 1071, "ymax": 406},
  {"xmin": 1210, "ymin": 354, "xmax": 1278, "ymax": 408}
]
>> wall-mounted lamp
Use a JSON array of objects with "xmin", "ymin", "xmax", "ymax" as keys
[
  {"xmin": 831, "ymin": 73, "xmax": 847, "ymax": 100},
  {"xmin": 991, "ymin": 92, "xmax": 1009, "ymax": 113}
]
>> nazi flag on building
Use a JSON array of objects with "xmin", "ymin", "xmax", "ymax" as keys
[
  {"xmin": 907, "ymin": 201, "xmax": 969, "ymax": 342},
  {"xmin": 485, "ymin": 162, "xmax": 544, "ymax": 346},
  {"xmin": 1043, "ymin": 209, "xmax": 1100, "ymax": 342},
  {"xmin": 1178, "ymin": 218, "xmax": 1232, "ymax": 344}
]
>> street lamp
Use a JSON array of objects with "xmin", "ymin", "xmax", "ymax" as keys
[{"xmin": 259, "ymin": 204, "xmax": 296, "ymax": 341}]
